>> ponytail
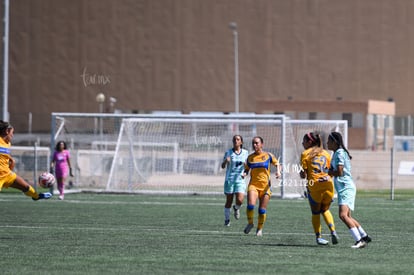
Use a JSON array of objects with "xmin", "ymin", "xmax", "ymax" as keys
[
  {"xmin": 305, "ymin": 132, "xmax": 323, "ymax": 148},
  {"xmin": 305, "ymin": 132, "xmax": 324, "ymax": 158},
  {"xmin": 329, "ymin": 132, "xmax": 352, "ymax": 160}
]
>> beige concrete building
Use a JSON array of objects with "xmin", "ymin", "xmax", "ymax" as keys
[
  {"xmin": 257, "ymin": 99, "xmax": 395, "ymax": 149},
  {"xmin": 3, "ymin": 1, "xmax": 414, "ymax": 145}
]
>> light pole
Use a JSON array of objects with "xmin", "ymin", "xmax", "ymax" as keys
[
  {"xmin": 96, "ymin": 93, "xmax": 105, "ymax": 113},
  {"xmin": 2, "ymin": 0, "xmax": 9, "ymax": 121},
  {"xmin": 229, "ymin": 22, "xmax": 239, "ymax": 113},
  {"xmin": 109, "ymin": 96, "xmax": 117, "ymax": 113},
  {"xmin": 96, "ymin": 93, "xmax": 105, "ymax": 143}
]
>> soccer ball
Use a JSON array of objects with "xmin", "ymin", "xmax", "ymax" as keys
[{"xmin": 38, "ymin": 172, "xmax": 56, "ymax": 188}]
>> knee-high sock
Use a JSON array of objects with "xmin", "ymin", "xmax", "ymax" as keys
[
  {"xmin": 24, "ymin": 185, "xmax": 39, "ymax": 200},
  {"xmin": 312, "ymin": 214, "xmax": 322, "ymax": 237},
  {"xmin": 257, "ymin": 208, "xmax": 267, "ymax": 230},
  {"xmin": 322, "ymin": 210, "xmax": 336, "ymax": 232},
  {"xmin": 246, "ymin": 205, "xmax": 255, "ymax": 224},
  {"xmin": 224, "ymin": 207, "xmax": 231, "ymax": 221},
  {"xmin": 358, "ymin": 226, "xmax": 368, "ymax": 238},
  {"xmin": 350, "ymin": 227, "xmax": 362, "ymax": 241}
]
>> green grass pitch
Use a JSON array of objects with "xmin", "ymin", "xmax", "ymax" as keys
[{"xmin": 0, "ymin": 190, "xmax": 413, "ymax": 274}]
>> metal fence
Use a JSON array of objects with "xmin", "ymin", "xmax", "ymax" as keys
[{"xmin": 11, "ymin": 145, "xmax": 51, "ymax": 187}]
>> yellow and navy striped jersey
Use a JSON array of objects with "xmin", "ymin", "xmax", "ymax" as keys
[
  {"xmin": 245, "ymin": 151, "xmax": 278, "ymax": 189},
  {"xmin": 0, "ymin": 137, "xmax": 11, "ymax": 178},
  {"xmin": 300, "ymin": 148, "xmax": 332, "ymax": 189}
]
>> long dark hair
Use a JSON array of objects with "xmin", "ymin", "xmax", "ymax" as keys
[
  {"xmin": 232, "ymin": 134, "xmax": 244, "ymax": 148},
  {"xmin": 55, "ymin": 140, "xmax": 68, "ymax": 151},
  {"xmin": 329, "ymin": 132, "xmax": 352, "ymax": 160},
  {"xmin": 0, "ymin": 120, "xmax": 13, "ymax": 136}
]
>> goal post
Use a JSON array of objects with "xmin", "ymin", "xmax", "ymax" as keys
[{"xmin": 106, "ymin": 116, "xmax": 286, "ymax": 194}]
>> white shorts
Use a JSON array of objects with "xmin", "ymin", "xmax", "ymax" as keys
[
  {"xmin": 337, "ymin": 186, "xmax": 356, "ymax": 211},
  {"xmin": 224, "ymin": 180, "xmax": 246, "ymax": 195}
]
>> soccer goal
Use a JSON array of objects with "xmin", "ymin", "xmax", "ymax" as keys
[{"xmin": 106, "ymin": 115, "xmax": 347, "ymax": 198}]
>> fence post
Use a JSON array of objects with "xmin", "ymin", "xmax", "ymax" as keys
[
  {"xmin": 390, "ymin": 147, "xmax": 395, "ymax": 200},
  {"xmin": 33, "ymin": 142, "xmax": 38, "ymax": 190}
]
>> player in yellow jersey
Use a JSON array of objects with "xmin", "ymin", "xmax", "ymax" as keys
[
  {"xmin": 300, "ymin": 132, "xmax": 338, "ymax": 245},
  {"xmin": 0, "ymin": 120, "xmax": 52, "ymax": 200},
  {"xmin": 242, "ymin": 136, "xmax": 281, "ymax": 236}
]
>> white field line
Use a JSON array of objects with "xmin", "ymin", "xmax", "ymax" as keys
[{"xmin": 0, "ymin": 224, "xmax": 411, "ymax": 240}]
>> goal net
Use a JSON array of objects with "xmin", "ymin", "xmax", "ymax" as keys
[
  {"xmin": 282, "ymin": 120, "xmax": 348, "ymax": 197},
  {"xmin": 106, "ymin": 115, "xmax": 347, "ymax": 197}
]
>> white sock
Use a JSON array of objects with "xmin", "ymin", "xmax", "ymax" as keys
[
  {"xmin": 224, "ymin": 207, "xmax": 231, "ymax": 220},
  {"xmin": 350, "ymin": 227, "xmax": 362, "ymax": 242},
  {"xmin": 234, "ymin": 204, "xmax": 240, "ymax": 210},
  {"xmin": 358, "ymin": 226, "xmax": 367, "ymax": 238}
]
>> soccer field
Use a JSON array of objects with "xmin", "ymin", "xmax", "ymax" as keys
[{"xmin": 0, "ymin": 191, "xmax": 412, "ymax": 274}]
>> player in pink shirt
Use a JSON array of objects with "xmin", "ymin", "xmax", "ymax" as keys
[{"xmin": 50, "ymin": 141, "xmax": 73, "ymax": 200}]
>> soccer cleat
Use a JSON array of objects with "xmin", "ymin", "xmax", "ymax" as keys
[
  {"xmin": 244, "ymin": 223, "xmax": 254, "ymax": 234},
  {"xmin": 224, "ymin": 219, "xmax": 231, "ymax": 227},
  {"xmin": 233, "ymin": 205, "xmax": 240, "ymax": 220},
  {"xmin": 362, "ymin": 235, "xmax": 372, "ymax": 243},
  {"xmin": 58, "ymin": 195, "xmax": 64, "ymax": 200},
  {"xmin": 256, "ymin": 229, "xmax": 263, "ymax": 237},
  {"xmin": 351, "ymin": 240, "xmax": 367, "ymax": 249},
  {"xmin": 331, "ymin": 231, "xmax": 339, "ymax": 245},
  {"xmin": 32, "ymin": 192, "xmax": 52, "ymax": 201},
  {"xmin": 316, "ymin": 238, "xmax": 329, "ymax": 245}
]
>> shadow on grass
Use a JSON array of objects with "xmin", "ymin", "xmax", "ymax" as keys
[{"xmin": 245, "ymin": 242, "xmax": 317, "ymax": 248}]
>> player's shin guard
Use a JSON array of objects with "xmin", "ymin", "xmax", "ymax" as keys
[
  {"xmin": 246, "ymin": 204, "xmax": 255, "ymax": 224},
  {"xmin": 257, "ymin": 208, "xmax": 267, "ymax": 230},
  {"xmin": 322, "ymin": 209, "xmax": 336, "ymax": 232},
  {"xmin": 24, "ymin": 185, "xmax": 39, "ymax": 200},
  {"xmin": 312, "ymin": 214, "xmax": 322, "ymax": 237}
]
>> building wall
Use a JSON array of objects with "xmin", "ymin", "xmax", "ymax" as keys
[
  {"xmin": 257, "ymin": 99, "xmax": 395, "ymax": 149},
  {"xmin": 7, "ymin": 0, "xmax": 414, "ymax": 133}
]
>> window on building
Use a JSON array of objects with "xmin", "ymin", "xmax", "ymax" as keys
[
  {"xmin": 284, "ymin": 111, "xmax": 295, "ymax": 119},
  {"xmin": 384, "ymin": 115, "xmax": 394, "ymax": 130},
  {"xmin": 309, "ymin": 112, "xmax": 317, "ymax": 119},
  {"xmin": 298, "ymin": 112, "xmax": 309, "ymax": 119},
  {"xmin": 316, "ymin": 112, "xmax": 327, "ymax": 119},
  {"xmin": 343, "ymin": 113, "xmax": 353, "ymax": 127},
  {"xmin": 376, "ymin": 114, "xmax": 384, "ymax": 129},
  {"xmin": 351, "ymin": 113, "xmax": 364, "ymax": 128},
  {"xmin": 330, "ymin": 113, "xmax": 342, "ymax": 120}
]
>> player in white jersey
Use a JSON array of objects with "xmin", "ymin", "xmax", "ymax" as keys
[
  {"xmin": 221, "ymin": 135, "xmax": 249, "ymax": 226},
  {"xmin": 327, "ymin": 132, "xmax": 372, "ymax": 249}
]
